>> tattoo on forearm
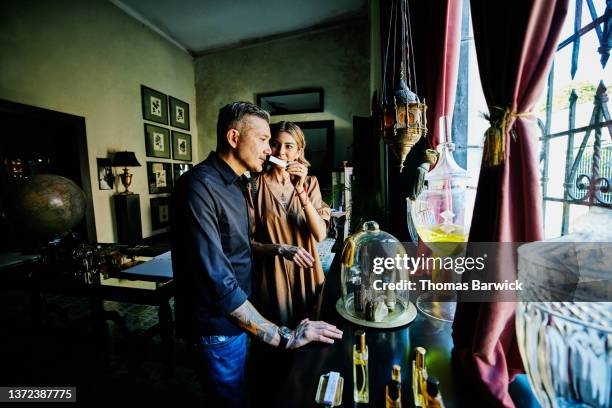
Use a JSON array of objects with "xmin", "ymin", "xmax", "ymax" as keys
[
  {"xmin": 230, "ymin": 301, "xmax": 278, "ymax": 344},
  {"xmin": 251, "ymin": 240, "xmax": 278, "ymax": 256}
]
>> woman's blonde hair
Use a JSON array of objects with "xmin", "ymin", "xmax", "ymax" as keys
[{"xmin": 272, "ymin": 121, "xmax": 311, "ymax": 167}]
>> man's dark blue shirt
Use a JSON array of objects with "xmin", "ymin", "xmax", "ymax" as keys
[{"xmin": 171, "ymin": 152, "xmax": 252, "ymax": 340}]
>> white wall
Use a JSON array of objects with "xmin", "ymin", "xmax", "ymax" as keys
[
  {"xmin": 0, "ymin": 0, "xmax": 197, "ymax": 241},
  {"xmin": 194, "ymin": 20, "xmax": 371, "ymax": 167}
]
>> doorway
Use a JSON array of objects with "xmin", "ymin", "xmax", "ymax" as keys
[
  {"xmin": 0, "ymin": 99, "xmax": 96, "ymax": 248},
  {"xmin": 293, "ymin": 120, "xmax": 334, "ymax": 199}
]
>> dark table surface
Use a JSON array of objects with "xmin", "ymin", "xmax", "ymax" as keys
[
  {"xmin": 0, "ymin": 251, "xmax": 40, "ymax": 271},
  {"xmin": 2, "ymin": 248, "xmax": 174, "ymax": 305},
  {"xmin": 253, "ymin": 255, "xmax": 457, "ymax": 408},
  {"xmin": 258, "ymin": 253, "xmax": 542, "ymax": 408},
  {"xmin": 119, "ymin": 250, "xmax": 173, "ymax": 282}
]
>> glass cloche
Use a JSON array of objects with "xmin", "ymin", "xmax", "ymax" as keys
[{"xmin": 336, "ymin": 221, "xmax": 417, "ymax": 328}]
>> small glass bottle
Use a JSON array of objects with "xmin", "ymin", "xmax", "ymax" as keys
[
  {"xmin": 392, "ymin": 364, "xmax": 401, "ymax": 382},
  {"xmin": 385, "ymin": 364, "xmax": 402, "ymax": 408},
  {"xmin": 352, "ymin": 274, "xmax": 364, "ymax": 313},
  {"xmin": 353, "ymin": 330, "xmax": 369, "ymax": 403},
  {"xmin": 412, "ymin": 347, "xmax": 427, "ymax": 407},
  {"xmin": 425, "ymin": 377, "xmax": 445, "ymax": 408}
]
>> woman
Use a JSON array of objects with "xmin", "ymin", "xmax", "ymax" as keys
[{"xmin": 249, "ymin": 121, "xmax": 330, "ymax": 327}]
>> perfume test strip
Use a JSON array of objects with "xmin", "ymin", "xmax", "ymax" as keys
[{"xmin": 268, "ymin": 155, "xmax": 287, "ymax": 169}]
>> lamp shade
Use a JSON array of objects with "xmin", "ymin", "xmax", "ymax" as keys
[{"xmin": 112, "ymin": 151, "xmax": 141, "ymax": 167}]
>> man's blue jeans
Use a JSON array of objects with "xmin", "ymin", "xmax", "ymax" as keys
[{"xmin": 192, "ymin": 333, "xmax": 247, "ymax": 407}]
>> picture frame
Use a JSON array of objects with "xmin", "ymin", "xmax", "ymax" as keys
[
  {"xmin": 97, "ymin": 158, "xmax": 114, "ymax": 190},
  {"xmin": 172, "ymin": 131, "xmax": 192, "ymax": 161},
  {"xmin": 256, "ymin": 88, "xmax": 324, "ymax": 116},
  {"xmin": 141, "ymin": 85, "xmax": 168, "ymax": 125},
  {"xmin": 147, "ymin": 161, "xmax": 173, "ymax": 194},
  {"xmin": 169, "ymin": 96, "xmax": 190, "ymax": 130},
  {"xmin": 150, "ymin": 196, "xmax": 170, "ymax": 231},
  {"xmin": 173, "ymin": 162, "xmax": 193, "ymax": 185},
  {"xmin": 144, "ymin": 123, "xmax": 171, "ymax": 159}
]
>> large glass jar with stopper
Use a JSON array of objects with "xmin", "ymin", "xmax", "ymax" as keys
[
  {"xmin": 336, "ymin": 221, "xmax": 417, "ymax": 328},
  {"xmin": 410, "ymin": 116, "xmax": 476, "ymax": 321},
  {"xmin": 411, "ymin": 116, "xmax": 475, "ymax": 245}
]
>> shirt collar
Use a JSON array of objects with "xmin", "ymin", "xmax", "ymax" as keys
[{"xmin": 208, "ymin": 151, "xmax": 242, "ymax": 185}]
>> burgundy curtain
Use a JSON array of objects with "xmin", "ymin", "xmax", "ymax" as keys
[
  {"xmin": 408, "ymin": 0, "xmax": 463, "ymax": 266},
  {"xmin": 382, "ymin": 0, "xmax": 463, "ymax": 240},
  {"xmin": 424, "ymin": 0, "xmax": 463, "ymax": 148},
  {"xmin": 452, "ymin": 0, "xmax": 569, "ymax": 406}
]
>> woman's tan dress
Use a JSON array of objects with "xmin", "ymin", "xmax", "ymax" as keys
[{"xmin": 249, "ymin": 174, "xmax": 331, "ymax": 327}]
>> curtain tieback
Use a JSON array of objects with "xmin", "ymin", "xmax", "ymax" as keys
[{"xmin": 482, "ymin": 106, "xmax": 533, "ymax": 167}]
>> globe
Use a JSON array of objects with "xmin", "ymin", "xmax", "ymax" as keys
[{"xmin": 3, "ymin": 174, "xmax": 87, "ymax": 240}]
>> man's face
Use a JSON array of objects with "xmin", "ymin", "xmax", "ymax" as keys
[{"xmin": 235, "ymin": 116, "xmax": 272, "ymax": 173}]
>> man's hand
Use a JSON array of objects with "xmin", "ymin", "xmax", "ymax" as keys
[
  {"xmin": 286, "ymin": 318, "xmax": 343, "ymax": 349},
  {"xmin": 278, "ymin": 244, "xmax": 314, "ymax": 268},
  {"xmin": 229, "ymin": 301, "xmax": 342, "ymax": 350}
]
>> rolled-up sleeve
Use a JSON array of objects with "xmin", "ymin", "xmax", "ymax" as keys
[
  {"xmin": 307, "ymin": 176, "xmax": 331, "ymax": 225},
  {"xmin": 185, "ymin": 182, "xmax": 247, "ymax": 315}
]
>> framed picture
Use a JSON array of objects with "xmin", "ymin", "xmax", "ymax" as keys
[
  {"xmin": 257, "ymin": 88, "xmax": 324, "ymax": 116},
  {"xmin": 97, "ymin": 158, "xmax": 114, "ymax": 190},
  {"xmin": 150, "ymin": 196, "xmax": 170, "ymax": 230},
  {"xmin": 173, "ymin": 162, "xmax": 193, "ymax": 184},
  {"xmin": 144, "ymin": 123, "xmax": 171, "ymax": 159},
  {"xmin": 141, "ymin": 85, "xmax": 168, "ymax": 124},
  {"xmin": 147, "ymin": 161, "xmax": 173, "ymax": 194},
  {"xmin": 169, "ymin": 96, "xmax": 190, "ymax": 130},
  {"xmin": 172, "ymin": 131, "xmax": 192, "ymax": 161}
]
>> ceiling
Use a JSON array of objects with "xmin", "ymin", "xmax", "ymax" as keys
[{"xmin": 112, "ymin": 0, "xmax": 368, "ymax": 55}]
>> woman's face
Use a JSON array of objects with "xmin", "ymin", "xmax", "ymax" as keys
[{"xmin": 270, "ymin": 131, "xmax": 301, "ymax": 162}]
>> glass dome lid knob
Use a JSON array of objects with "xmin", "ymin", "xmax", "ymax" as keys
[{"xmin": 363, "ymin": 221, "xmax": 380, "ymax": 231}]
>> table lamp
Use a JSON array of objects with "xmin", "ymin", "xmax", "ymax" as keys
[{"xmin": 111, "ymin": 151, "xmax": 141, "ymax": 194}]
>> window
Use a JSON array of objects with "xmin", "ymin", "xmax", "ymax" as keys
[
  {"xmin": 537, "ymin": 0, "xmax": 611, "ymax": 238},
  {"xmin": 453, "ymin": 0, "xmax": 488, "ymax": 189}
]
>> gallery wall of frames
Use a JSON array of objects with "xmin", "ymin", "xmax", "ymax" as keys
[{"xmin": 141, "ymin": 85, "xmax": 193, "ymax": 231}]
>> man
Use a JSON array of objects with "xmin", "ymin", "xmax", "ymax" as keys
[{"xmin": 171, "ymin": 102, "xmax": 342, "ymax": 407}]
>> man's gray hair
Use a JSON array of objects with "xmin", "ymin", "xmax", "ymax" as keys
[{"xmin": 216, "ymin": 102, "xmax": 270, "ymax": 152}]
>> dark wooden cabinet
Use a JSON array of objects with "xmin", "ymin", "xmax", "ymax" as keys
[{"xmin": 113, "ymin": 194, "xmax": 142, "ymax": 245}]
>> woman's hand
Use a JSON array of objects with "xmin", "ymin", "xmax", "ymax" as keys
[
  {"xmin": 286, "ymin": 161, "xmax": 308, "ymax": 190},
  {"xmin": 286, "ymin": 318, "xmax": 343, "ymax": 349},
  {"xmin": 278, "ymin": 244, "xmax": 314, "ymax": 268}
]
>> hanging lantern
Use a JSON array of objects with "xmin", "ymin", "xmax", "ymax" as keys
[
  {"xmin": 382, "ymin": 67, "xmax": 427, "ymax": 172},
  {"xmin": 378, "ymin": 0, "xmax": 427, "ymax": 172}
]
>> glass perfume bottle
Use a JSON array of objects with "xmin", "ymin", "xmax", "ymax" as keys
[
  {"xmin": 385, "ymin": 364, "xmax": 402, "ymax": 408},
  {"xmin": 412, "ymin": 347, "xmax": 427, "ymax": 407},
  {"xmin": 392, "ymin": 364, "xmax": 401, "ymax": 382},
  {"xmin": 352, "ymin": 273, "xmax": 364, "ymax": 313},
  {"xmin": 425, "ymin": 377, "xmax": 445, "ymax": 408},
  {"xmin": 353, "ymin": 330, "xmax": 369, "ymax": 403}
]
